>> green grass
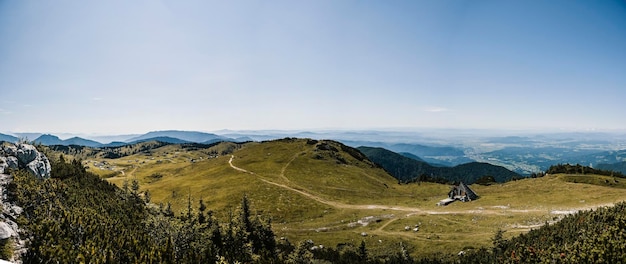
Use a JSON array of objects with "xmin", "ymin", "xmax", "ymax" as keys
[
  {"xmin": 559, "ymin": 173, "xmax": 626, "ymax": 188},
  {"xmin": 81, "ymin": 139, "xmax": 626, "ymax": 258}
]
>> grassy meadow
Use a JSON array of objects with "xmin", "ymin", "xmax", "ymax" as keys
[{"xmin": 81, "ymin": 139, "xmax": 626, "ymax": 257}]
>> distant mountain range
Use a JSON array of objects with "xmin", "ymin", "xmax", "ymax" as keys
[
  {"xmin": 0, "ymin": 130, "xmax": 242, "ymax": 147},
  {"xmin": 127, "ymin": 136, "xmax": 191, "ymax": 145},
  {"xmin": 126, "ymin": 130, "xmax": 228, "ymax": 144},
  {"xmin": 2, "ymin": 129, "xmax": 626, "ymax": 177},
  {"xmin": 0, "ymin": 133, "xmax": 18, "ymax": 143},
  {"xmin": 358, "ymin": 146, "xmax": 520, "ymax": 184},
  {"xmin": 33, "ymin": 134, "xmax": 102, "ymax": 147}
]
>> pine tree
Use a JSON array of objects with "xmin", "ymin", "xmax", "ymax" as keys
[
  {"xmin": 198, "ymin": 198, "xmax": 206, "ymax": 224},
  {"xmin": 359, "ymin": 240, "xmax": 368, "ymax": 262},
  {"xmin": 131, "ymin": 179, "xmax": 140, "ymax": 196}
]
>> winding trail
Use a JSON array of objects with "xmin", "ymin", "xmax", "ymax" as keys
[
  {"xmin": 105, "ymin": 166, "xmax": 138, "ymax": 181},
  {"xmin": 227, "ymin": 155, "xmax": 550, "ymax": 216},
  {"xmin": 228, "ymin": 151, "xmax": 621, "ymax": 242},
  {"xmin": 227, "ymin": 153, "xmax": 622, "ymax": 240},
  {"xmin": 279, "ymin": 152, "xmax": 303, "ymax": 182},
  {"xmin": 229, "ymin": 155, "xmax": 253, "ymax": 174}
]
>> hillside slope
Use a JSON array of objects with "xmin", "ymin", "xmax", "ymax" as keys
[
  {"xmin": 67, "ymin": 138, "xmax": 626, "ymax": 258},
  {"xmin": 358, "ymin": 146, "xmax": 520, "ymax": 184},
  {"xmin": 461, "ymin": 201, "xmax": 626, "ymax": 263}
]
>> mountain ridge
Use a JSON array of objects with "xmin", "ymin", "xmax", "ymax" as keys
[
  {"xmin": 126, "ymin": 130, "xmax": 230, "ymax": 143},
  {"xmin": 0, "ymin": 133, "xmax": 19, "ymax": 143},
  {"xmin": 358, "ymin": 146, "xmax": 520, "ymax": 184}
]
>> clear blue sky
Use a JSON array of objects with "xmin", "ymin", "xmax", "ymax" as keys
[{"xmin": 1, "ymin": 0, "xmax": 625, "ymax": 134}]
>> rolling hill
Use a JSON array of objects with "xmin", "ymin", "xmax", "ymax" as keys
[
  {"xmin": 357, "ymin": 146, "xmax": 520, "ymax": 184},
  {"xmin": 42, "ymin": 138, "xmax": 626, "ymax": 259}
]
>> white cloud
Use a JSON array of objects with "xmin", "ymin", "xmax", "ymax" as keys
[
  {"xmin": 424, "ymin": 106, "xmax": 450, "ymax": 113},
  {"xmin": 0, "ymin": 109, "xmax": 12, "ymax": 115}
]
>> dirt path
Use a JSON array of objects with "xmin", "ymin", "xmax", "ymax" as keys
[
  {"xmin": 105, "ymin": 166, "xmax": 138, "ymax": 181},
  {"xmin": 230, "ymin": 155, "xmax": 550, "ymax": 216},
  {"xmin": 376, "ymin": 218, "xmax": 400, "ymax": 232},
  {"xmin": 128, "ymin": 166, "xmax": 138, "ymax": 177},
  {"xmin": 229, "ymin": 155, "xmax": 253, "ymax": 174},
  {"xmin": 227, "ymin": 155, "xmax": 609, "ymax": 218},
  {"xmin": 279, "ymin": 152, "xmax": 303, "ymax": 182}
]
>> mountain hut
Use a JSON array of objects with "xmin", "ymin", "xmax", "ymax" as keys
[
  {"xmin": 449, "ymin": 182, "xmax": 479, "ymax": 201},
  {"xmin": 437, "ymin": 182, "xmax": 479, "ymax": 206}
]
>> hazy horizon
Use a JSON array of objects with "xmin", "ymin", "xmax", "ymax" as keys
[
  {"xmin": 4, "ymin": 127, "xmax": 626, "ymax": 143},
  {"xmin": 2, "ymin": 1, "xmax": 625, "ymax": 134}
]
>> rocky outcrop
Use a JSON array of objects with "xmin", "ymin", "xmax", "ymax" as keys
[
  {"xmin": 0, "ymin": 143, "xmax": 50, "ymax": 263},
  {"xmin": 0, "ymin": 143, "xmax": 51, "ymax": 179},
  {"xmin": 0, "ymin": 173, "xmax": 25, "ymax": 263}
]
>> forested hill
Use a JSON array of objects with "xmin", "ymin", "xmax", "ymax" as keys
[
  {"xmin": 595, "ymin": 161, "xmax": 626, "ymax": 175},
  {"xmin": 547, "ymin": 163, "xmax": 625, "ymax": 177},
  {"xmin": 357, "ymin": 146, "xmax": 520, "ymax": 184}
]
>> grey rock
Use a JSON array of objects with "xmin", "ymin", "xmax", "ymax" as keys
[
  {"xmin": 0, "ymin": 143, "xmax": 50, "ymax": 179},
  {"xmin": 0, "ymin": 157, "xmax": 19, "ymax": 175},
  {"xmin": 0, "ymin": 222, "xmax": 16, "ymax": 239},
  {"xmin": 10, "ymin": 205, "xmax": 23, "ymax": 216},
  {"xmin": 2, "ymin": 145, "xmax": 17, "ymax": 157},
  {"xmin": 0, "ymin": 157, "xmax": 5, "ymax": 174},
  {"xmin": 26, "ymin": 153, "xmax": 51, "ymax": 179},
  {"xmin": 15, "ymin": 144, "xmax": 38, "ymax": 166},
  {"xmin": 6, "ymin": 157, "xmax": 18, "ymax": 170}
]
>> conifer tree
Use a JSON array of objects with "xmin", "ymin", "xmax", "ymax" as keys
[{"xmin": 198, "ymin": 198, "xmax": 206, "ymax": 224}]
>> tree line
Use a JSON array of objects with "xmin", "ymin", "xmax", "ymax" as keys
[{"xmin": 546, "ymin": 163, "xmax": 625, "ymax": 178}]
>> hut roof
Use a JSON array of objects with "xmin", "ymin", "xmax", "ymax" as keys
[{"xmin": 458, "ymin": 182, "xmax": 479, "ymax": 200}]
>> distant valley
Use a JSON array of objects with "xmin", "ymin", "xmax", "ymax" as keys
[
  {"xmin": 358, "ymin": 146, "xmax": 520, "ymax": 184},
  {"xmin": 2, "ymin": 129, "xmax": 626, "ymax": 175}
]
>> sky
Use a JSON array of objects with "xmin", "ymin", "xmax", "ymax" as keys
[{"xmin": 1, "ymin": 0, "xmax": 625, "ymax": 135}]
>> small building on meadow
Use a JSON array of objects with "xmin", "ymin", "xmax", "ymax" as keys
[{"xmin": 437, "ymin": 182, "xmax": 479, "ymax": 206}]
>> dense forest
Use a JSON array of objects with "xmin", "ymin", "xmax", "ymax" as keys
[{"xmin": 453, "ymin": 202, "xmax": 626, "ymax": 263}]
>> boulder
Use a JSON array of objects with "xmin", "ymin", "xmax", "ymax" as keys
[
  {"xmin": 26, "ymin": 153, "xmax": 51, "ymax": 179},
  {"xmin": 0, "ymin": 157, "xmax": 19, "ymax": 175},
  {"xmin": 0, "ymin": 222, "xmax": 16, "ymax": 240},
  {"xmin": 14, "ymin": 144, "xmax": 38, "ymax": 166},
  {"xmin": 0, "ymin": 143, "xmax": 51, "ymax": 179},
  {"xmin": 6, "ymin": 157, "xmax": 19, "ymax": 170}
]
